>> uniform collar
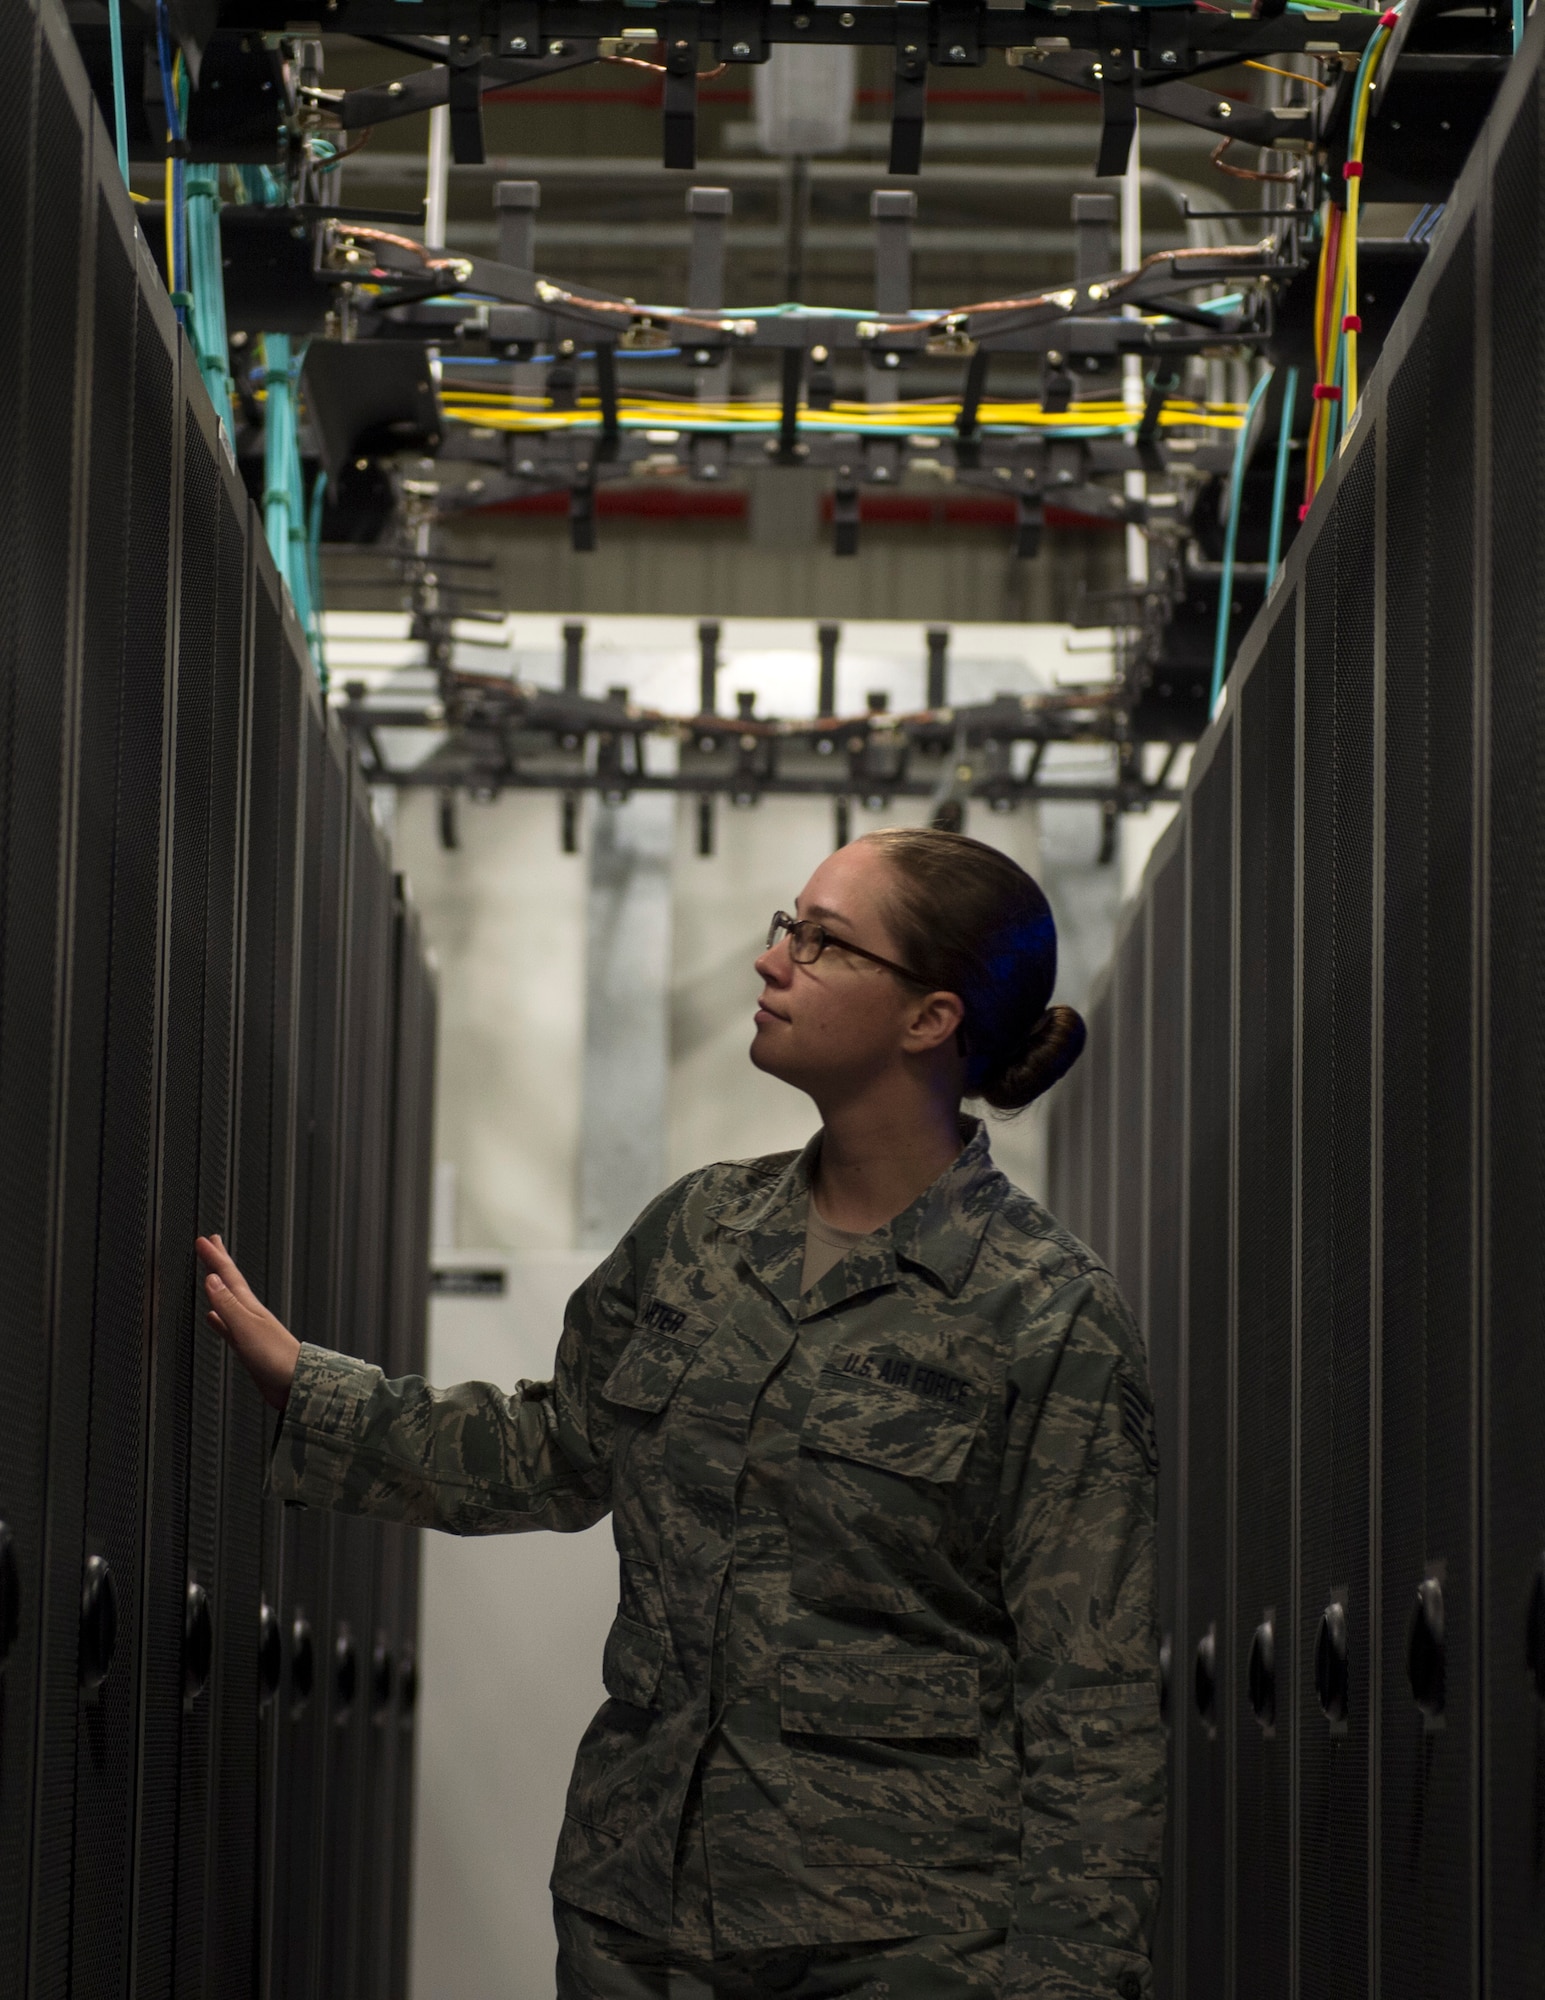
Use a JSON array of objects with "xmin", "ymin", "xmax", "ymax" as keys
[{"xmin": 714, "ymin": 1117, "xmax": 1003, "ymax": 1318}]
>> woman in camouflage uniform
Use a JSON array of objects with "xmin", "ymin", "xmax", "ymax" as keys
[{"xmin": 199, "ymin": 826, "xmax": 1164, "ymax": 2000}]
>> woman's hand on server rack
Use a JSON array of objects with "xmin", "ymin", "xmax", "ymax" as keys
[{"xmin": 195, "ymin": 1236, "xmax": 301, "ymax": 1412}]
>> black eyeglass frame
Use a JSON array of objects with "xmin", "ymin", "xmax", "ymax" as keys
[{"xmin": 765, "ymin": 910, "xmax": 931, "ymax": 988}]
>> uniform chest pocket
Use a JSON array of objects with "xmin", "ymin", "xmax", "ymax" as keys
[
  {"xmin": 790, "ymin": 1368, "xmax": 988, "ymax": 1616},
  {"xmin": 601, "ymin": 1330, "xmax": 701, "ymax": 1415}
]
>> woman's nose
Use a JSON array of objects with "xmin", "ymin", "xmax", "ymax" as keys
[{"xmin": 755, "ymin": 943, "xmax": 789, "ymax": 983}]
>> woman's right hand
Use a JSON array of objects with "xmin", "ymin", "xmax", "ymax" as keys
[{"xmin": 196, "ymin": 1235, "xmax": 301, "ymax": 1413}]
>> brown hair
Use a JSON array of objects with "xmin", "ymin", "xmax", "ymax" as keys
[{"xmin": 862, "ymin": 827, "xmax": 1086, "ymax": 1111}]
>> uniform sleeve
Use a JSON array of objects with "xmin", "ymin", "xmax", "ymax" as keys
[
  {"xmin": 999, "ymin": 1269, "xmax": 1165, "ymax": 2000},
  {"xmin": 268, "ymin": 1183, "xmax": 681, "ymax": 1535}
]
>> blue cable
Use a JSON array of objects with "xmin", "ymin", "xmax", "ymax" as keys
[
  {"xmin": 1210, "ymin": 367, "xmax": 1274, "ymax": 718},
  {"xmin": 1265, "ymin": 365, "xmax": 1298, "ymax": 584},
  {"xmin": 106, "ymin": 0, "xmax": 129, "ymax": 183}
]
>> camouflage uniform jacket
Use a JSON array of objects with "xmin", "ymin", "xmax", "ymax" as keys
[{"xmin": 270, "ymin": 1121, "xmax": 1164, "ymax": 1998}]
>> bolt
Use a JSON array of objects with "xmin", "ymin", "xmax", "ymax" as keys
[
  {"xmin": 1217, "ymin": 101, "xmax": 1231, "ymax": 116},
  {"xmin": 387, "ymin": 79, "xmax": 404, "ymax": 94},
  {"xmin": 508, "ymin": 34, "xmax": 527, "ymax": 49},
  {"xmin": 732, "ymin": 38, "xmax": 750, "ymax": 54},
  {"xmin": 949, "ymin": 42, "xmax": 967, "ymax": 58},
  {"xmin": 675, "ymin": 37, "xmax": 689, "ymax": 49},
  {"xmin": 840, "ymin": 8, "xmax": 855, "ymax": 21},
  {"xmin": 904, "ymin": 41, "xmax": 919, "ymax": 53},
  {"xmin": 1161, "ymin": 48, "xmax": 1176, "ymax": 62},
  {"xmin": 549, "ymin": 38, "xmax": 566, "ymax": 54},
  {"xmin": 794, "ymin": 12, "xmax": 810, "ymax": 25},
  {"xmin": 1110, "ymin": 45, "xmax": 1122, "ymax": 55}
]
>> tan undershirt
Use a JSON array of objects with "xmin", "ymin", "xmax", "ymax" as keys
[{"xmin": 799, "ymin": 1197, "xmax": 872, "ymax": 1292}]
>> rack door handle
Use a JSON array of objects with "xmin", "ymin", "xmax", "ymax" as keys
[
  {"xmin": 1315, "ymin": 1600, "xmax": 1350, "ymax": 1722},
  {"xmin": 1248, "ymin": 1617, "xmax": 1276, "ymax": 1729},
  {"xmin": 183, "ymin": 1581, "xmax": 213, "ymax": 1706},
  {"xmin": 1194, "ymin": 1622, "xmax": 1218, "ymax": 1726},
  {"xmin": 79, "ymin": 1555, "xmax": 119, "ymax": 1694},
  {"xmin": 1407, "ymin": 1576, "xmax": 1446, "ymax": 1718},
  {"xmin": 258, "ymin": 1598, "xmax": 282, "ymax": 1710}
]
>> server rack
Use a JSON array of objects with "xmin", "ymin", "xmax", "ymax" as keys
[
  {"xmin": 0, "ymin": 6, "xmax": 437, "ymax": 1998},
  {"xmin": 1044, "ymin": 13, "xmax": 1545, "ymax": 1994}
]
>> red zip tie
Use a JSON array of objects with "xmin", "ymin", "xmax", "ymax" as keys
[
  {"xmin": 1298, "ymin": 503, "xmax": 1311, "ymax": 521},
  {"xmin": 1343, "ymin": 160, "xmax": 1364, "ymax": 179},
  {"xmin": 1312, "ymin": 383, "xmax": 1344, "ymax": 402},
  {"xmin": 1342, "ymin": 314, "xmax": 1363, "ymax": 333},
  {"xmin": 1379, "ymin": 8, "xmax": 1399, "ymax": 25}
]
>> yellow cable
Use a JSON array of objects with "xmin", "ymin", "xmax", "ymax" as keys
[{"xmin": 164, "ymin": 154, "xmax": 174, "ymax": 292}]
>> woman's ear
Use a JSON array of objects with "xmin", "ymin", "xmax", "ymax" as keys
[{"xmin": 902, "ymin": 988, "xmax": 966, "ymax": 1056}]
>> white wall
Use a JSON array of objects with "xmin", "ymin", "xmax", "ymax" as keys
[{"xmin": 409, "ymin": 1253, "xmax": 613, "ymax": 2000}]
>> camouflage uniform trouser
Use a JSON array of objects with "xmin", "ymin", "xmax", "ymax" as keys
[{"xmin": 554, "ymin": 1901, "xmax": 1007, "ymax": 2000}]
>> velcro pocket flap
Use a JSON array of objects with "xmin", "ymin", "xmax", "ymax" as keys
[
  {"xmin": 780, "ymin": 1650, "xmax": 980, "ymax": 1740},
  {"xmin": 801, "ymin": 1370, "xmax": 986, "ymax": 1483},
  {"xmin": 601, "ymin": 1309, "xmax": 710, "ymax": 1414},
  {"xmin": 601, "ymin": 1614, "xmax": 665, "ymax": 1710}
]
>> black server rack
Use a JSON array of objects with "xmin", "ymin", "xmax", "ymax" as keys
[
  {"xmin": 1231, "ymin": 610, "xmax": 1295, "ymax": 2000},
  {"xmin": 1144, "ymin": 835, "xmax": 1186, "ymax": 2000},
  {"xmin": 0, "ymin": 7, "xmax": 436, "ymax": 1998},
  {"xmin": 1042, "ymin": 16, "xmax": 1545, "ymax": 1997},
  {"xmin": 1110, "ymin": 912, "xmax": 1147, "ymax": 1312},
  {"xmin": 1181, "ymin": 722, "xmax": 1232, "ymax": 2000},
  {"xmin": 0, "ymin": 7, "xmax": 87, "ymax": 1991},
  {"xmin": 1377, "ymin": 235, "xmax": 1480, "ymax": 2000},
  {"xmin": 1484, "ymin": 49, "xmax": 1545, "ymax": 2000}
]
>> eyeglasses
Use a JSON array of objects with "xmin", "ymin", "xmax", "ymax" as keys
[{"xmin": 765, "ymin": 910, "xmax": 930, "ymax": 987}]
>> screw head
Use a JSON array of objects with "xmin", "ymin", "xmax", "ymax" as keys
[
  {"xmin": 732, "ymin": 38, "xmax": 750, "ymax": 54},
  {"xmin": 840, "ymin": 8, "xmax": 855, "ymax": 20},
  {"xmin": 949, "ymin": 42, "xmax": 967, "ymax": 58},
  {"xmin": 549, "ymin": 38, "xmax": 566, "ymax": 54},
  {"xmin": 508, "ymin": 34, "xmax": 527, "ymax": 49},
  {"xmin": 794, "ymin": 13, "xmax": 810, "ymax": 25}
]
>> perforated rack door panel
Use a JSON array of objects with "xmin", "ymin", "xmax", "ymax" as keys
[
  {"xmin": 243, "ymin": 555, "xmax": 304, "ymax": 2000},
  {"xmin": 273, "ymin": 688, "xmax": 341, "ymax": 2000},
  {"xmin": 26, "ymin": 36, "xmax": 97, "ymax": 2000},
  {"xmin": 199, "ymin": 455, "xmax": 263, "ymax": 2000},
  {"xmin": 1145, "ymin": 840, "xmax": 1186, "ymax": 2000},
  {"xmin": 354, "ymin": 809, "xmax": 403, "ymax": 2000},
  {"xmin": 0, "ymin": 7, "xmax": 88, "ymax": 1993},
  {"xmin": 323, "ymin": 768, "xmax": 394, "ymax": 2000},
  {"xmin": 1232, "ymin": 605, "xmax": 1297, "ymax": 2000},
  {"xmin": 71, "ymin": 202, "xmax": 177, "ymax": 2000},
  {"xmin": 1112, "ymin": 915, "xmax": 1147, "ymax": 1310},
  {"xmin": 1297, "ymin": 440, "xmax": 1377, "ymax": 2000},
  {"xmin": 0, "ymin": 6, "xmax": 43, "ymax": 1981},
  {"xmin": 1483, "ymin": 52, "xmax": 1545, "ymax": 2000},
  {"xmin": 1182, "ymin": 724, "xmax": 1233, "ymax": 1998},
  {"xmin": 1086, "ymin": 989, "xmax": 1114, "ymax": 1266},
  {"xmin": 1377, "ymin": 230, "xmax": 1480, "ymax": 2000},
  {"xmin": 391, "ymin": 940, "xmax": 437, "ymax": 2000}
]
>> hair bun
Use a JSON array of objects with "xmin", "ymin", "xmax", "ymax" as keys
[{"xmin": 980, "ymin": 1003, "xmax": 1087, "ymax": 1111}]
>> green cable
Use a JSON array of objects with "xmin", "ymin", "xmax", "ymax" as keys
[
  {"xmin": 106, "ymin": 0, "xmax": 129, "ymax": 183},
  {"xmin": 1210, "ymin": 367, "xmax": 1274, "ymax": 718},
  {"xmin": 1266, "ymin": 365, "xmax": 1299, "ymax": 583},
  {"xmin": 185, "ymin": 163, "xmax": 235, "ymax": 445}
]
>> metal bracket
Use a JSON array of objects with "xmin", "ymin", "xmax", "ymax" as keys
[
  {"xmin": 663, "ymin": 6, "xmax": 698, "ymax": 170},
  {"xmin": 891, "ymin": 2, "xmax": 929, "ymax": 175}
]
